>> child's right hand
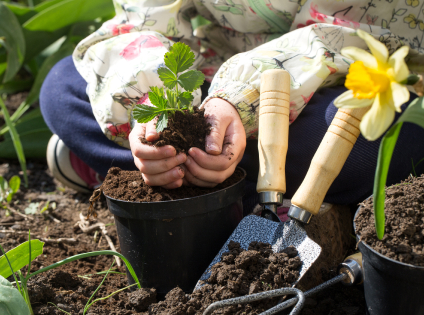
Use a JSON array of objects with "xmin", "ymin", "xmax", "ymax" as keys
[{"xmin": 129, "ymin": 121, "xmax": 187, "ymax": 189}]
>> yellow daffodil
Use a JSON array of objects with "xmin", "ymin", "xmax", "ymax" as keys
[{"xmin": 334, "ymin": 29, "xmax": 410, "ymax": 141}]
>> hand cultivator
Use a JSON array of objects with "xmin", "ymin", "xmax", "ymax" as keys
[{"xmin": 203, "ymin": 253, "xmax": 363, "ymax": 315}]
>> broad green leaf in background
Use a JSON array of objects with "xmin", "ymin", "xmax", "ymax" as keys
[
  {"xmin": 0, "ymin": 3, "xmax": 26, "ymax": 82},
  {"xmin": 0, "ymin": 79, "xmax": 34, "ymax": 94},
  {"xmin": 6, "ymin": 175, "xmax": 21, "ymax": 203},
  {"xmin": 0, "ymin": 275, "xmax": 31, "ymax": 315},
  {"xmin": 0, "ymin": 97, "xmax": 28, "ymax": 187},
  {"xmin": 373, "ymin": 96, "xmax": 424, "ymax": 239},
  {"xmin": 24, "ymin": 202, "xmax": 39, "ymax": 215},
  {"xmin": 0, "ymin": 240, "xmax": 44, "ymax": 279},
  {"xmin": 24, "ymin": 0, "xmax": 115, "ymax": 32}
]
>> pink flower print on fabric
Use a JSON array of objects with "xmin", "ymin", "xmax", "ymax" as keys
[
  {"xmin": 120, "ymin": 35, "xmax": 164, "ymax": 61},
  {"xmin": 289, "ymin": 101, "xmax": 299, "ymax": 123},
  {"xmin": 309, "ymin": 3, "xmax": 327, "ymax": 22},
  {"xmin": 302, "ymin": 92, "xmax": 314, "ymax": 105},
  {"xmin": 107, "ymin": 24, "xmax": 134, "ymax": 36},
  {"xmin": 137, "ymin": 93, "xmax": 153, "ymax": 106},
  {"xmin": 106, "ymin": 122, "xmax": 131, "ymax": 140},
  {"xmin": 297, "ymin": 20, "xmax": 316, "ymax": 29}
]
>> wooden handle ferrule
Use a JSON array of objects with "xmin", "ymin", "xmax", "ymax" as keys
[
  {"xmin": 291, "ymin": 107, "xmax": 369, "ymax": 215},
  {"xmin": 257, "ymin": 70, "xmax": 290, "ymax": 194}
]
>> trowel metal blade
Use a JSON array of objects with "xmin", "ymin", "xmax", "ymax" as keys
[{"xmin": 195, "ymin": 215, "xmax": 321, "ymax": 290}]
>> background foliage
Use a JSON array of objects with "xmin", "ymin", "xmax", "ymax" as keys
[{"xmin": 0, "ymin": 0, "xmax": 115, "ymax": 163}]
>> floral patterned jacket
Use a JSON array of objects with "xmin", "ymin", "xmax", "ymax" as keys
[{"xmin": 73, "ymin": 0, "xmax": 424, "ymax": 147}]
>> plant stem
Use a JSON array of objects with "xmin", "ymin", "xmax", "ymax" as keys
[
  {"xmin": 18, "ymin": 271, "xmax": 34, "ymax": 315},
  {"xmin": 0, "ymin": 243, "xmax": 22, "ymax": 295},
  {"xmin": 26, "ymin": 250, "xmax": 141, "ymax": 289}
]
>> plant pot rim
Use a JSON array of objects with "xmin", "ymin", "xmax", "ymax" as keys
[
  {"xmin": 103, "ymin": 166, "xmax": 247, "ymax": 204},
  {"xmin": 354, "ymin": 196, "xmax": 424, "ymax": 270}
]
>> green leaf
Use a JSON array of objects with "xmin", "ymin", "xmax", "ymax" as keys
[
  {"xmin": 8, "ymin": 176, "xmax": 20, "ymax": 194},
  {"xmin": 0, "ymin": 240, "xmax": 44, "ymax": 278},
  {"xmin": 166, "ymin": 89, "xmax": 177, "ymax": 108},
  {"xmin": 0, "ymin": 176, "xmax": 6, "ymax": 194},
  {"xmin": 0, "ymin": 3, "xmax": 26, "ymax": 83},
  {"xmin": 0, "ymin": 79, "xmax": 34, "ymax": 94},
  {"xmin": 178, "ymin": 91, "xmax": 193, "ymax": 107},
  {"xmin": 164, "ymin": 42, "xmax": 195, "ymax": 74},
  {"xmin": 156, "ymin": 112, "xmax": 168, "ymax": 132},
  {"xmin": 373, "ymin": 97, "xmax": 424, "ymax": 239},
  {"xmin": 401, "ymin": 73, "xmax": 420, "ymax": 86},
  {"xmin": 178, "ymin": 70, "xmax": 205, "ymax": 92},
  {"xmin": 25, "ymin": 202, "xmax": 39, "ymax": 214},
  {"xmin": 144, "ymin": 20, "xmax": 156, "ymax": 26},
  {"xmin": 395, "ymin": 8, "xmax": 407, "ymax": 16},
  {"xmin": 0, "ymin": 97, "xmax": 28, "ymax": 187},
  {"xmin": 133, "ymin": 105, "xmax": 159, "ymax": 123},
  {"xmin": 373, "ymin": 122, "xmax": 402, "ymax": 240},
  {"xmin": 0, "ymin": 275, "xmax": 31, "ymax": 315},
  {"xmin": 23, "ymin": 0, "xmax": 115, "ymax": 32},
  {"xmin": 40, "ymin": 200, "xmax": 50, "ymax": 214},
  {"xmin": 381, "ymin": 19, "xmax": 388, "ymax": 29},
  {"xmin": 157, "ymin": 67, "xmax": 177, "ymax": 89},
  {"xmin": 229, "ymin": 7, "xmax": 243, "ymax": 15},
  {"xmin": 213, "ymin": 5, "xmax": 231, "ymax": 12}
]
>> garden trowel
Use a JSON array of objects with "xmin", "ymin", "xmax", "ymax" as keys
[{"xmin": 195, "ymin": 69, "xmax": 321, "ymax": 288}]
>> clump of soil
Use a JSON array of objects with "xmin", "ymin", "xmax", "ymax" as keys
[
  {"xmin": 140, "ymin": 107, "xmax": 211, "ymax": 154},
  {"xmin": 147, "ymin": 241, "xmax": 301, "ymax": 315},
  {"xmin": 355, "ymin": 175, "xmax": 424, "ymax": 266},
  {"xmin": 102, "ymin": 167, "xmax": 244, "ymax": 202}
]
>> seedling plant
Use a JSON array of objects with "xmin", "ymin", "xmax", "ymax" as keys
[
  {"xmin": 133, "ymin": 42, "xmax": 205, "ymax": 132},
  {"xmin": 0, "ymin": 231, "xmax": 141, "ymax": 315}
]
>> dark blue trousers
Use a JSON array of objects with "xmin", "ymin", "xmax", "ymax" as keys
[{"xmin": 40, "ymin": 56, "xmax": 424, "ymax": 207}]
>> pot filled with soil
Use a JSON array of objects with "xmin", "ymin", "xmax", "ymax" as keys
[
  {"xmin": 99, "ymin": 42, "xmax": 247, "ymax": 297},
  {"xmin": 354, "ymin": 175, "xmax": 424, "ymax": 315}
]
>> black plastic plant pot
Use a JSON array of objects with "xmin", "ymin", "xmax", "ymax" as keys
[
  {"xmin": 354, "ymin": 206, "xmax": 424, "ymax": 315},
  {"xmin": 105, "ymin": 168, "xmax": 246, "ymax": 298}
]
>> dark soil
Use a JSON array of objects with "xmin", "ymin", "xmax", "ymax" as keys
[
  {"xmin": 140, "ymin": 107, "xmax": 211, "ymax": 154},
  {"xmin": 102, "ymin": 167, "xmax": 244, "ymax": 202},
  {"xmin": 1, "ymin": 160, "xmax": 366, "ymax": 314},
  {"xmin": 146, "ymin": 241, "xmax": 301, "ymax": 315},
  {"xmin": 355, "ymin": 175, "xmax": 424, "ymax": 266}
]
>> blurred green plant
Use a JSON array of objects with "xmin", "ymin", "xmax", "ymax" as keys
[
  {"xmin": 0, "ymin": 174, "xmax": 21, "ymax": 205},
  {"xmin": 0, "ymin": 0, "xmax": 115, "ymax": 165}
]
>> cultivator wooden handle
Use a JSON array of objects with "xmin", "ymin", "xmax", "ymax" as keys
[
  {"xmin": 256, "ymin": 69, "xmax": 290, "ymax": 196},
  {"xmin": 289, "ymin": 107, "xmax": 370, "ymax": 223}
]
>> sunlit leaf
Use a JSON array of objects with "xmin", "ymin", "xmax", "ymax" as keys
[
  {"xmin": 178, "ymin": 70, "xmax": 205, "ymax": 92},
  {"xmin": 164, "ymin": 42, "xmax": 195, "ymax": 74}
]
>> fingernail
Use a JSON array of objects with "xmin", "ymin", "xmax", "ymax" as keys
[
  {"xmin": 173, "ymin": 167, "xmax": 183, "ymax": 178},
  {"xmin": 188, "ymin": 148, "xmax": 196, "ymax": 157},
  {"xmin": 176, "ymin": 154, "xmax": 186, "ymax": 163},
  {"xmin": 207, "ymin": 143, "xmax": 220, "ymax": 152},
  {"xmin": 185, "ymin": 156, "xmax": 191, "ymax": 165},
  {"xmin": 147, "ymin": 131, "xmax": 156, "ymax": 138}
]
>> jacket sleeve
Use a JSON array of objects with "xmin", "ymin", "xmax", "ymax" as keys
[
  {"xmin": 202, "ymin": 24, "xmax": 393, "ymax": 139},
  {"xmin": 72, "ymin": 0, "xmax": 200, "ymax": 149}
]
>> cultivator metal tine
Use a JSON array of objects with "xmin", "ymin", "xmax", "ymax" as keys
[{"xmin": 202, "ymin": 287, "xmax": 305, "ymax": 315}]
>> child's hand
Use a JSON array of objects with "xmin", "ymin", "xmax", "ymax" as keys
[
  {"xmin": 129, "ymin": 120, "xmax": 187, "ymax": 189},
  {"xmin": 182, "ymin": 98, "xmax": 246, "ymax": 187}
]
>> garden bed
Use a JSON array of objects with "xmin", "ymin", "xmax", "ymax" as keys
[{"xmin": 1, "ymin": 160, "xmax": 366, "ymax": 315}]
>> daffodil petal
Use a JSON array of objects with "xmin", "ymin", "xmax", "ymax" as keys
[
  {"xmin": 390, "ymin": 81, "xmax": 409, "ymax": 111},
  {"xmin": 334, "ymin": 90, "xmax": 374, "ymax": 109},
  {"xmin": 357, "ymin": 29, "xmax": 388, "ymax": 64},
  {"xmin": 341, "ymin": 47, "xmax": 377, "ymax": 69},
  {"xmin": 388, "ymin": 46, "xmax": 409, "ymax": 82},
  {"xmin": 360, "ymin": 93, "xmax": 395, "ymax": 141}
]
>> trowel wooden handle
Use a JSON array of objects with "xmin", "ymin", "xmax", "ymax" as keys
[
  {"xmin": 291, "ymin": 107, "xmax": 369, "ymax": 215},
  {"xmin": 257, "ymin": 69, "xmax": 290, "ymax": 194}
]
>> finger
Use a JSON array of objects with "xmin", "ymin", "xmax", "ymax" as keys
[
  {"xmin": 141, "ymin": 166, "xmax": 185, "ymax": 187},
  {"xmin": 180, "ymin": 165, "xmax": 217, "ymax": 188},
  {"xmin": 184, "ymin": 155, "xmax": 237, "ymax": 184},
  {"xmin": 205, "ymin": 114, "xmax": 228, "ymax": 155},
  {"xmin": 145, "ymin": 119, "xmax": 160, "ymax": 142},
  {"xmin": 162, "ymin": 179, "xmax": 183, "ymax": 189},
  {"xmin": 137, "ymin": 153, "xmax": 186, "ymax": 175},
  {"xmin": 132, "ymin": 143, "xmax": 176, "ymax": 160}
]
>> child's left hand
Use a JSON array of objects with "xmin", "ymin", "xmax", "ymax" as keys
[{"xmin": 181, "ymin": 98, "xmax": 246, "ymax": 187}]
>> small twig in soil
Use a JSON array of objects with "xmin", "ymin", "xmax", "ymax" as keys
[
  {"xmin": 47, "ymin": 214, "xmax": 61, "ymax": 223},
  {"xmin": 77, "ymin": 213, "xmax": 121, "ymax": 267},
  {"xmin": 163, "ymin": 192, "xmax": 174, "ymax": 200},
  {"xmin": 40, "ymin": 238, "xmax": 77, "ymax": 245},
  {"xmin": 8, "ymin": 207, "xmax": 34, "ymax": 221},
  {"xmin": 0, "ymin": 230, "xmax": 32, "ymax": 234}
]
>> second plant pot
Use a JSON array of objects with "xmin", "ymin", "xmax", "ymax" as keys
[
  {"xmin": 355, "ymin": 205, "xmax": 424, "ymax": 315},
  {"xmin": 105, "ymin": 168, "xmax": 246, "ymax": 298}
]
